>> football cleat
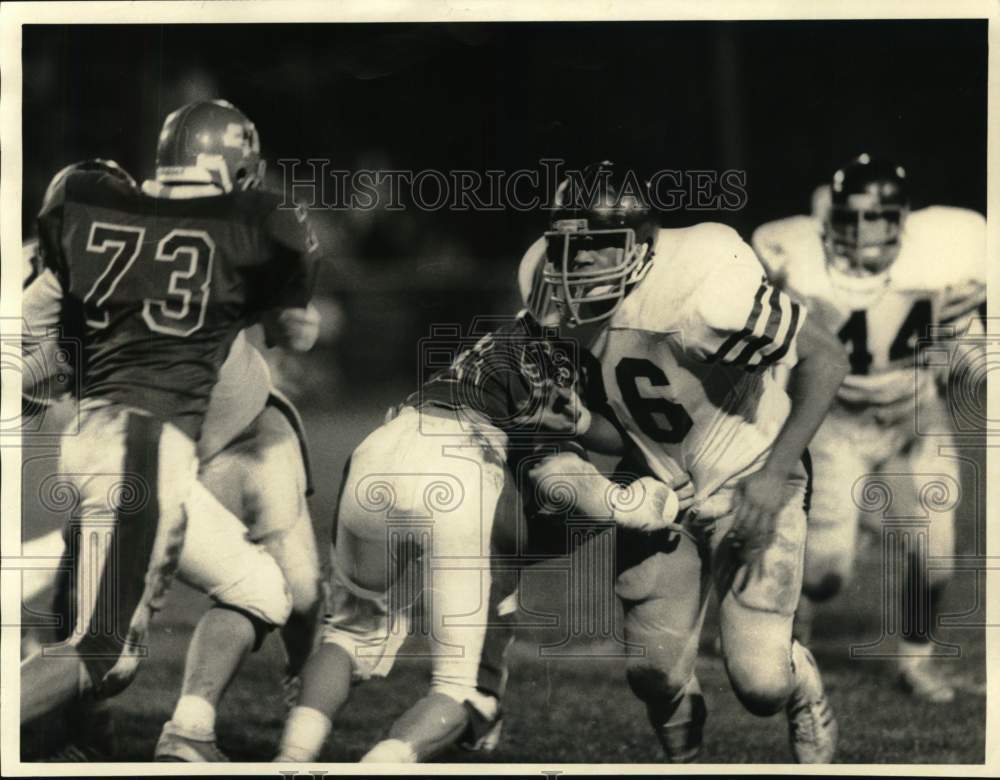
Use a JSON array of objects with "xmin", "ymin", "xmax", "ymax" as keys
[
  {"xmin": 460, "ymin": 717, "xmax": 503, "ymax": 753},
  {"xmin": 896, "ymin": 655, "xmax": 961, "ymax": 704},
  {"xmin": 154, "ymin": 721, "xmax": 229, "ymax": 762},
  {"xmin": 786, "ymin": 642, "xmax": 838, "ymax": 763}
]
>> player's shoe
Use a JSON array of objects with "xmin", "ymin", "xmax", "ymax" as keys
[
  {"xmin": 154, "ymin": 721, "xmax": 229, "ymax": 762},
  {"xmin": 42, "ymin": 742, "xmax": 112, "ymax": 762},
  {"xmin": 460, "ymin": 717, "xmax": 503, "ymax": 752},
  {"xmin": 786, "ymin": 642, "xmax": 838, "ymax": 763},
  {"xmin": 896, "ymin": 655, "xmax": 956, "ymax": 704}
]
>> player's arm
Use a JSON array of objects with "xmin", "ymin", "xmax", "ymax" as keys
[
  {"xmin": 936, "ymin": 210, "xmax": 987, "ymax": 388},
  {"xmin": 260, "ymin": 303, "xmax": 321, "ymax": 352},
  {"xmin": 686, "ymin": 231, "xmax": 848, "ymax": 554},
  {"xmin": 259, "ymin": 202, "xmax": 323, "ymax": 352},
  {"xmin": 22, "ymin": 182, "xmax": 75, "ymax": 401},
  {"xmin": 734, "ymin": 305, "xmax": 848, "ymax": 557},
  {"xmin": 21, "ymin": 269, "xmax": 67, "ymax": 400},
  {"xmin": 519, "ymin": 381, "xmax": 694, "ymax": 529},
  {"xmin": 528, "ymin": 449, "xmax": 691, "ymax": 533}
]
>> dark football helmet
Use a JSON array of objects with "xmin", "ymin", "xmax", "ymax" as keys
[
  {"xmin": 531, "ymin": 160, "xmax": 657, "ymax": 327},
  {"xmin": 155, "ymin": 99, "xmax": 264, "ymax": 192},
  {"xmin": 823, "ymin": 154, "xmax": 909, "ymax": 303},
  {"xmin": 41, "ymin": 158, "xmax": 137, "ymax": 213}
]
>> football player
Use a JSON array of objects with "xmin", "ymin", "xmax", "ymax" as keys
[
  {"xmin": 517, "ymin": 161, "xmax": 849, "ymax": 763},
  {"xmin": 276, "ymin": 312, "xmax": 691, "ymax": 763},
  {"xmin": 19, "ymin": 100, "xmax": 320, "ymax": 728},
  {"xmin": 752, "ymin": 154, "xmax": 986, "ymax": 702},
  {"xmin": 20, "ymin": 323, "xmax": 319, "ymax": 762}
]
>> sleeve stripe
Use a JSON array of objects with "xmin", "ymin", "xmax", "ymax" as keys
[
  {"xmin": 731, "ymin": 286, "xmax": 785, "ymax": 365},
  {"xmin": 708, "ymin": 280, "xmax": 768, "ymax": 362},
  {"xmin": 759, "ymin": 301, "xmax": 801, "ymax": 367}
]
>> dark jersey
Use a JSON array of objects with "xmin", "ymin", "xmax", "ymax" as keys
[
  {"xmin": 406, "ymin": 311, "xmax": 582, "ymax": 434},
  {"xmin": 37, "ymin": 169, "xmax": 319, "ymax": 439}
]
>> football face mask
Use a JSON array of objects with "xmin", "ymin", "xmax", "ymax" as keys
[
  {"xmin": 541, "ymin": 220, "xmax": 647, "ymax": 327},
  {"xmin": 825, "ymin": 197, "xmax": 905, "ymax": 278}
]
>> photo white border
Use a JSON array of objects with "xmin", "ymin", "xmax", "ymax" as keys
[{"xmin": 1, "ymin": 1, "xmax": 997, "ymax": 775}]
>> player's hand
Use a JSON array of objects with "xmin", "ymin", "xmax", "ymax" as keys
[
  {"xmin": 731, "ymin": 468, "xmax": 789, "ymax": 560},
  {"xmin": 513, "ymin": 380, "xmax": 591, "ymax": 436},
  {"xmin": 670, "ymin": 472, "xmax": 696, "ymax": 513},
  {"xmin": 263, "ymin": 303, "xmax": 321, "ymax": 352}
]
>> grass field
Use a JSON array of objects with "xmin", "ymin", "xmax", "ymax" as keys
[{"xmin": 20, "ymin": 389, "xmax": 987, "ymax": 765}]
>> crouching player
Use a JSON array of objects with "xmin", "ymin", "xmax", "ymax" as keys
[
  {"xmin": 516, "ymin": 161, "xmax": 849, "ymax": 762},
  {"xmin": 276, "ymin": 311, "xmax": 691, "ymax": 763}
]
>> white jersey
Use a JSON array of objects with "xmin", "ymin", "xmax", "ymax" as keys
[
  {"xmin": 752, "ymin": 206, "xmax": 985, "ymax": 411},
  {"xmin": 524, "ymin": 223, "xmax": 807, "ymax": 498}
]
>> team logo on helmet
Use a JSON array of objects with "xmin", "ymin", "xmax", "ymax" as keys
[{"xmin": 155, "ymin": 99, "xmax": 265, "ymax": 193}]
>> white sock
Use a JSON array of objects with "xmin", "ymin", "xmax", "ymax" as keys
[
  {"xmin": 172, "ymin": 695, "xmax": 216, "ymax": 738},
  {"xmin": 277, "ymin": 706, "xmax": 332, "ymax": 762},
  {"xmin": 360, "ymin": 738, "xmax": 418, "ymax": 763}
]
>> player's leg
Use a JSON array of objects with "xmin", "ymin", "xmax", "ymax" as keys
[
  {"xmin": 361, "ymin": 446, "xmax": 517, "ymax": 763},
  {"xmin": 885, "ymin": 413, "xmax": 970, "ymax": 702},
  {"xmin": 278, "ymin": 417, "xmax": 415, "ymax": 762},
  {"xmin": 237, "ymin": 400, "xmax": 322, "ymax": 690},
  {"xmin": 615, "ymin": 524, "xmax": 710, "ymax": 763},
  {"xmin": 714, "ymin": 464, "xmax": 836, "ymax": 763},
  {"xmin": 21, "ymin": 407, "xmax": 192, "ymax": 722},
  {"xmin": 20, "ymin": 529, "xmax": 66, "ymax": 604},
  {"xmin": 154, "ymin": 481, "xmax": 292, "ymax": 761},
  {"xmin": 795, "ymin": 414, "xmax": 867, "ymax": 644},
  {"xmin": 278, "ymin": 513, "xmax": 409, "ymax": 761}
]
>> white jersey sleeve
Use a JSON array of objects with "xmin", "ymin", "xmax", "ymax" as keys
[
  {"xmin": 21, "ymin": 268, "xmax": 67, "ymax": 400},
  {"xmin": 684, "ymin": 241, "xmax": 807, "ymax": 371},
  {"xmin": 751, "ymin": 215, "xmax": 822, "ymax": 291},
  {"xmin": 934, "ymin": 209, "xmax": 986, "ymax": 331}
]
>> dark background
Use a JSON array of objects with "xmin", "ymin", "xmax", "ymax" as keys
[{"xmin": 22, "ymin": 20, "xmax": 988, "ymax": 387}]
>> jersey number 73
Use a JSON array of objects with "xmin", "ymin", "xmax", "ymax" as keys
[{"xmin": 83, "ymin": 222, "xmax": 215, "ymax": 336}]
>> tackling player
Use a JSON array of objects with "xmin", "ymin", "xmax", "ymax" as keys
[
  {"xmin": 517, "ymin": 161, "xmax": 849, "ymax": 763},
  {"xmin": 19, "ymin": 100, "xmax": 320, "ymax": 728},
  {"xmin": 275, "ymin": 312, "xmax": 690, "ymax": 763},
  {"xmin": 752, "ymin": 154, "xmax": 986, "ymax": 702}
]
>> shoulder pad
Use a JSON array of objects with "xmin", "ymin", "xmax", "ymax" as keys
[{"xmin": 894, "ymin": 206, "xmax": 986, "ymax": 291}]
